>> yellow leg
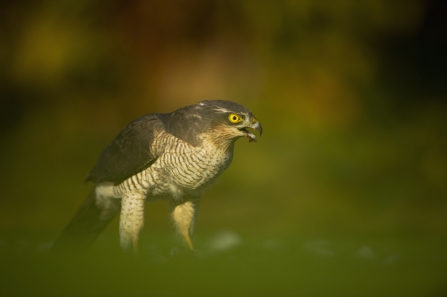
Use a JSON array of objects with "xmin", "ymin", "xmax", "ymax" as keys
[
  {"xmin": 132, "ymin": 237, "xmax": 139, "ymax": 255},
  {"xmin": 183, "ymin": 234, "xmax": 194, "ymax": 251},
  {"xmin": 172, "ymin": 199, "xmax": 200, "ymax": 250}
]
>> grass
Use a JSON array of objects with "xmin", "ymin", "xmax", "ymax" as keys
[{"xmin": 1, "ymin": 230, "xmax": 446, "ymax": 297}]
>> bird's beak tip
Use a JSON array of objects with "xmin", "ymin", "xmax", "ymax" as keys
[{"xmin": 253, "ymin": 121, "xmax": 262, "ymax": 136}]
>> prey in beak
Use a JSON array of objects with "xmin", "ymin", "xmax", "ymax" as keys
[{"xmin": 240, "ymin": 119, "xmax": 263, "ymax": 142}]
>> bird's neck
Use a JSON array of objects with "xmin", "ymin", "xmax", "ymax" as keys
[{"xmin": 200, "ymin": 132, "xmax": 236, "ymax": 154}]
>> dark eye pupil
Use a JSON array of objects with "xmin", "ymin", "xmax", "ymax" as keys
[{"xmin": 233, "ymin": 116, "xmax": 237, "ymax": 120}]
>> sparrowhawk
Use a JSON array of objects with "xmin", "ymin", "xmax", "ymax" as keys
[{"xmin": 52, "ymin": 100, "xmax": 262, "ymax": 254}]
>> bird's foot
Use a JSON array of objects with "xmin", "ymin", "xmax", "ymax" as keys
[{"xmin": 170, "ymin": 246, "xmax": 204, "ymax": 259}]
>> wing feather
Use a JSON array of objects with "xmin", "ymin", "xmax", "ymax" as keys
[{"xmin": 85, "ymin": 114, "xmax": 164, "ymax": 184}]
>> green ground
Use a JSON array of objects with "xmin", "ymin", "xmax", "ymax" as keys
[{"xmin": 1, "ymin": 231, "xmax": 446, "ymax": 297}]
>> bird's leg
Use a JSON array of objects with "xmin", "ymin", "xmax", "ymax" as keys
[
  {"xmin": 171, "ymin": 198, "xmax": 200, "ymax": 251},
  {"xmin": 120, "ymin": 192, "xmax": 145, "ymax": 254}
]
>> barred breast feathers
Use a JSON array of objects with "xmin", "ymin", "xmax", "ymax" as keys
[{"xmin": 97, "ymin": 129, "xmax": 235, "ymax": 202}]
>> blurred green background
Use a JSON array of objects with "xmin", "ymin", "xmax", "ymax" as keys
[{"xmin": 1, "ymin": 1, "xmax": 446, "ymax": 296}]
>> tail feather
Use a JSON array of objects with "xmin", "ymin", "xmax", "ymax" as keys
[{"xmin": 51, "ymin": 188, "xmax": 120, "ymax": 253}]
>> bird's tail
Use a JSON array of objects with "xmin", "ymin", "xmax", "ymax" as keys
[{"xmin": 51, "ymin": 188, "xmax": 121, "ymax": 253}]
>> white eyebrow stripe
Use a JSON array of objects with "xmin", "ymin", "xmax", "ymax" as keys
[{"xmin": 214, "ymin": 108, "xmax": 231, "ymax": 113}]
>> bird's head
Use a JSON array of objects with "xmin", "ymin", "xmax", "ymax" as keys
[
  {"xmin": 164, "ymin": 100, "xmax": 262, "ymax": 147},
  {"xmin": 198, "ymin": 100, "xmax": 263, "ymax": 143}
]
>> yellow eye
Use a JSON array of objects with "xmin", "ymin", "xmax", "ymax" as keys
[{"xmin": 228, "ymin": 113, "xmax": 242, "ymax": 123}]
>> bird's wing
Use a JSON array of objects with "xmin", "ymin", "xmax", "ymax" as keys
[
  {"xmin": 85, "ymin": 114, "xmax": 164, "ymax": 185},
  {"xmin": 52, "ymin": 114, "xmax": 165, "ymax": 253}
]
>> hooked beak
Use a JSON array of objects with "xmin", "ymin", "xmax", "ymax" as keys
[{"xmin": 242, "ymin": 119, "xmax": 262, "ymax": 142}]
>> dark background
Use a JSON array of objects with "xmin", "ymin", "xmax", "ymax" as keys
[{"xmin": 1, "ymin": 1, "xmax": 446, "ymax": 296}]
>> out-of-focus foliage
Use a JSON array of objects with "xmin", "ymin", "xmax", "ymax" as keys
[{"xmin": 1, "ymin": 1, "xmax": 446, "ymax": 296}]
